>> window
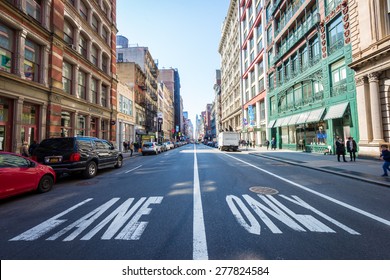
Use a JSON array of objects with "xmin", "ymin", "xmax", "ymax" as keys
[
  {"xmin": 310, "ymin": 36, "xmax": 320, "ymax": 61},
  {"xmin": 327, "ymin": 16, "xmax": 343, "ymax": 54},
  {"xmin": 64, "ymin": 20, "xmax": 74, "ymax": 45},
  {"xmin": 90, "ymin": 117, "xmax": 97, "ymax": 137},
  {"xmin": 331, "ymin": 59, "xmax": 346, "ymax": 85},
  {"xmin": 79, "ymin": 34, "xmax": 87, "ymax": 58},
  {"xmin": 78, "ymin": 71, "xmax": 86, "ymax": 99},
  {"xmin": 101, "ymin": 84, "xmax": 107, "ymax": 106},
  {"xmin": 258, "ymin": 60, "xmax": 264, "ymax": 76},
  {"xmin": 76, "ymin": 115, "xmax": 86, "ymax": 136},
  {"xmin": 79, "ymin": 1, "xmax": 88, "ymax": 20},
  {"xmin": 102, "ymin": 55, "xmax": 108, "ymax": 73},
  {"xmin": 102, "ymin": 27, "xmax": 108, "ymax": 44},
  {"xmin": 24, "ymin": 39, "xmax": 40, "ymax": 82},
  {"xmin": 91, "ymin": 45, "xmax": 98, "ymax": 66},
  {"xmin": 92, "ymin": 14, "xmax": 98, "ymax": 32},
  {"xmin": 101, "ymin": 119, "xmax": 108, "ymax": 139},
  {"xmin": 303, "ymin": 82, "xmax": 312, "ymax": 102},
  {"xmin": 26, "ymin": 0, "xmax": 42, "ymax": 22},
  {"xmin": 91, "ymin": 78, "xmax": 97, "ymax": 103},
  {"xmin": 270, "ymin": 96, "xmax": 276, "ymax": 116},
  {"xmin": 268, "ymin": 72, "xmax": 274, "ymax": 90},
  {"xmin": 0, "ymin": 23, "xmax": 14, "ymax": 73},
  {"xmin": 61, "ymin": 111, "xmax": 73, "ymax": 137},
  {"xmin": 117, "ymin": 53, "xmax": 123, "ymax": 62},
  {"xmin": 62, "ymin": 61, "xmax": 72, "ymax": 94}
]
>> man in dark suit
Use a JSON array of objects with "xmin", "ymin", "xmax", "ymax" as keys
[{"xmin": 346, "ymin": 136, "xmax": 357, "ymax": 161}]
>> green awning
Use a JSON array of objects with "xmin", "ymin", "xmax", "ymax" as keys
[
  {"xmin": 324, "ymin": 102, "xmax": 349, "ymax": 120},
  {"xmin": 306, "ymin": 108, "xmax": 325, "ymax": 123},
  {"xmin": 267, "ymin": 119, "xmax": 276, "ymax": 128},
  {"xmin": 296, "ymin": 112, "xmax": 310, "ymax": 124}
]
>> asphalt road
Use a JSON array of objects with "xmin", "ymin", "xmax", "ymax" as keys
[{"xmin": 1, "ymin": 144, "xmax": 389, "ymax": 260}]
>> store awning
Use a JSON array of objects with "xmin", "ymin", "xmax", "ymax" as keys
[
  {"xmin": 324, "ymin": 102, "xmax": 349, "ymax": 120},
  {"xmin": 280, "ymin": 116, "xmax": 292, "ymax": 126},
  {"xmin": 306, "ymin": 108, "xmax": 325, "ymax": 123},
  {"xmin": 296, "ymin": 112, "xmax": 310, "ymax": 124},
  {"xmin": 267, "ymin": 119, "xmax": 276, "ymax": 128},
  {"xmin": 288, "ymin": 114, "xmax": 300, "ymax": 125},
  {"xmin": 274, "ymin": 118, "xmax": 283, "ymax": 127}
]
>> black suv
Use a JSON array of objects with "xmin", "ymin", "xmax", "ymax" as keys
[{"xmin": 32, "ymin": 137, "xmax": 123, "ymax": 178}]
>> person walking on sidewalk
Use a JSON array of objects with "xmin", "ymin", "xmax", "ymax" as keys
[
  {"xmin": 346, "ymin": 136, "xmax": 357, "ymax": 161},
  {"xmin": 265, "ymin": 139, "xmax": 270, "ymax": 150},
  {"xmin": 335, "ymin": 136, "xmax": 347, "ymax": 162},
  {"xmin": 379, "ymin": 145, "xmax": 390, "ymax": 176},
  {"xmin": 271, "ymin": 137, "xmax": 277, "ymax": 150},
  {"xmin": 129, "ymin": 142, "xmax": 134, "ymax": 157}
]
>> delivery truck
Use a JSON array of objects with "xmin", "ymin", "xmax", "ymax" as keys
[{"xmin": 218, "ymin": 131, "xmax": 240, "ymax": 151}]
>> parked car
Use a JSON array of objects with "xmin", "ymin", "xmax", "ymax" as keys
[
  {"xmin": 0, "ymin": 152, "xmax": 56, "ymax": 199},
  {"xmin": 164, "ymin": 141, "xmax": 174, "ymax": 150},
  {"xmin": 141, "ymin": 142, "xmax": 161, "ymax": 155},
  {"xmin": 32, "ymin": 136, "xmax": 123, "ymax": 179}
]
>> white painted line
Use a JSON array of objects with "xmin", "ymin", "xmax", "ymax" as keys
[
  {"xmin": 193, "ymin": 145, "xmax": 208, "ymax": 260},
  {"xmin": 125, "ymin": 165, "xmax": 142, "ymax": 174},
  {"xmin": 224, "ymin": 153, "xmax": 390, "ymax": 227}
]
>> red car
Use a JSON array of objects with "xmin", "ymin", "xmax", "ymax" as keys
[{"xmin": 0, "ymin": 152, "xmax": 56, "ymax": 199}]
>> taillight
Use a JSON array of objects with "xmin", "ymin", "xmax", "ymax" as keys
[{"xmin": 69, "ymin": 153, "xmax": 81, "ymax": 162}]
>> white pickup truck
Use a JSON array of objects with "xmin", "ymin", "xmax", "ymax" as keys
[{"xmin": 218, "ymin": 132, "xmax": 240, "ymax": 151}]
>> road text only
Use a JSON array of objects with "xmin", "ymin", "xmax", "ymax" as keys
[{"xmin": 226, "ymin": 194, "xmax": 360, "ymax": 235}]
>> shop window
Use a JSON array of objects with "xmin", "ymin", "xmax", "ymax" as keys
[
  {"xmin": 101, "ymin": 119, "xmax": 108, "ymax": 139},
  {"xmin": 76, "ymin": 115, "xmax": 86, "ymax": 136},
  {"xmin": 0, "ymin": 23, "xmax": 14, "ymax": 73},
  {"xmin": 24, "ymin": 39, "xmax": 40, "ymax": 82},
  {"xmin": 61, "ymin": 111, "xmax": 73, "ymax": 137},
  {"xmin": 62, "ymin": 61, "xmax": 72, "ymax": 94},
  {"xmin": 78, "ymin": 70, "xmax": 86, "ymax": 99},
  {"xmin": 22, "ymin": 104, "xmax": 36, "ymax": 125},
  {"xmin": 90, "ymin": 117, "xmax": 97, "ymax": 137}
]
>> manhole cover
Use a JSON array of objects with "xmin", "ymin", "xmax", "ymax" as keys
[{"xmin": 249, "ymin": 186, "xmax": 279, "ymax": 195}]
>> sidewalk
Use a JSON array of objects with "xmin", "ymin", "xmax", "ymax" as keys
[{"xmin": 239, "ymin": 146, "xmax": 390, "ymax": 187}]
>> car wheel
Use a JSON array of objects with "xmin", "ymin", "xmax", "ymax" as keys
[
  {"xmin": 37, "ymin": 174, "xmax": 54, "ymax": 193},
  {"xmin": 115, "ymin": 156, "xmax": 123, "ymax": 168},
  {"xmin": 83, "ymin": 161, "xmax": 97, "ymax": 178}
]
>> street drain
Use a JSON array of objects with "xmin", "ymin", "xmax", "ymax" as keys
[{"xmin": 249, "ymin": 186, "xmax": 279, "ymax": 195}]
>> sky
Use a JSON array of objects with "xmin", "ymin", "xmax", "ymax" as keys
[{"xmin": 116, "ymin": 0, "xmax": 230, "ymax": 125}]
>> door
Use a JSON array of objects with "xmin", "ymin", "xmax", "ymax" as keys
[{"xmin": 0, "ymin": 126, "xmax": 5, "ymax": 151}]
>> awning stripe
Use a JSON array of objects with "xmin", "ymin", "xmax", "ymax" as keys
[{"xmin": 324, "ymin": 102, "xmax": 349, "ymax": 120}]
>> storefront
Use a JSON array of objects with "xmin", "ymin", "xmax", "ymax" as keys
[
  {"xmin": 0, "ymin": 97, "xmax": 13, "ymax": 151},
  {"xmin": 270, "ymin": 102, "xmax": 354, "ymax": 154}
]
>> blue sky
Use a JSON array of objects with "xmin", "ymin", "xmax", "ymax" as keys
[{"xmin": 116, "ymin": 0, "xmax": 230, "ymax": 124}]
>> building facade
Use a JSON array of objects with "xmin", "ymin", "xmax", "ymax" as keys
[
  {"xmin": 0, "ymin": 0, "xmax": 118, "ymax": 153},
  {"xmin": 349, "ymin": 0, "xmax": 390, "ymax": 157},
  {"xmin": 219, "ymin": 0, "xmax": 242, "ymax": 135},
  {"xmin": 116, "ymin": 41, "xmax": 159, "ymax": 143},
  {"xmin": 116, "ymin": 81, "xmax": 135, "ymax": 151}
]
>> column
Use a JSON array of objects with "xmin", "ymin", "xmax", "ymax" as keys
[
  {"xmin": 16, "ymin": 30, "xmax": 28, "ymax": 78},
  {"xmin": 86, "ymin": 72, "xmax": 92, "ymax": 102},
  {"xmin": 42, "ymin": 46, "xmax": 50, "ymax": 87},
  {"xmin": 368, "ymin": 72, "xmax": 384, "ymax": 143},
  {"xmin": 256, "ymin": 100, "xmax": 261, "ymax": 146},
  {"xmin": 14, "ymin": 99, "xmax": 24, "ymax": 153},
  {"xmin": 73, "ymin": 65, "xmax": 79, "ymax": 97},
  {"xmin": 355, "ymin": 76, "xmax": 372, "ymax": 144}
]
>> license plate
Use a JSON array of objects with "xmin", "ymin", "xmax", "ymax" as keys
[{"xmin": 45, "ymin": 156, "xmax": 62, "ymax": 164}]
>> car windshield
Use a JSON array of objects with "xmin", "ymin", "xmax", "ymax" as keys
[{"xmin": 143, "ymin": 142, "xmax": 152, "ymax": 147}]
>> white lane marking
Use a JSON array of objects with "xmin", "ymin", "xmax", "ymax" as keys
[
  {"xmin": 10, "ymin": 199, "xmax": 93, "ymax": 241},
  {"xmin": 125, "ymin": 165, "xmax": 142, "ymax": 174},
  {"xmin": 224, "ymin": 153, "xmax": 390, "ymax": 227},
  {"xmin": 193, "ymin": 145, "xmax": 208, "ymax": 260}
]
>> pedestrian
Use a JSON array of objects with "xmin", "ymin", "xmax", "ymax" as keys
[
  {"xmin": 28, "ymin": 140, "xmax": 38, "ymax": 156},
  {"xmin": 379, "ymin": 145, "xmax": 390, "ymax": 177},
  {"xmin": 252, "ymin": 140, "xmax": 255, "ymax": 148},
  {"xmin": 246, "ymin": 140, "xmax": 249, "ymax": 149},
  {"xmin": 123, "ymin": 141, "xmax": 128, "ymax": 152},
  {"xmin": 335, "ymin": 136, "xmax": 347, "ymax": 162},
  {"xmin": 265, "ymin": 139, "xmax": 270, "ymax": 150},
  {"xmin": 271, "ymin": 137, "xmax": 276, "ymax": 150},
  {"xmin": 129, "ymin": 141, "xmax": 134, "ymax": 157},
  {"xmin": 346, "ymin": 136, "xmax": 357, "ymax": 161},
  {"xmin": 20, "ymin": 141, "xmax": 29, "ymax": 157}
]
